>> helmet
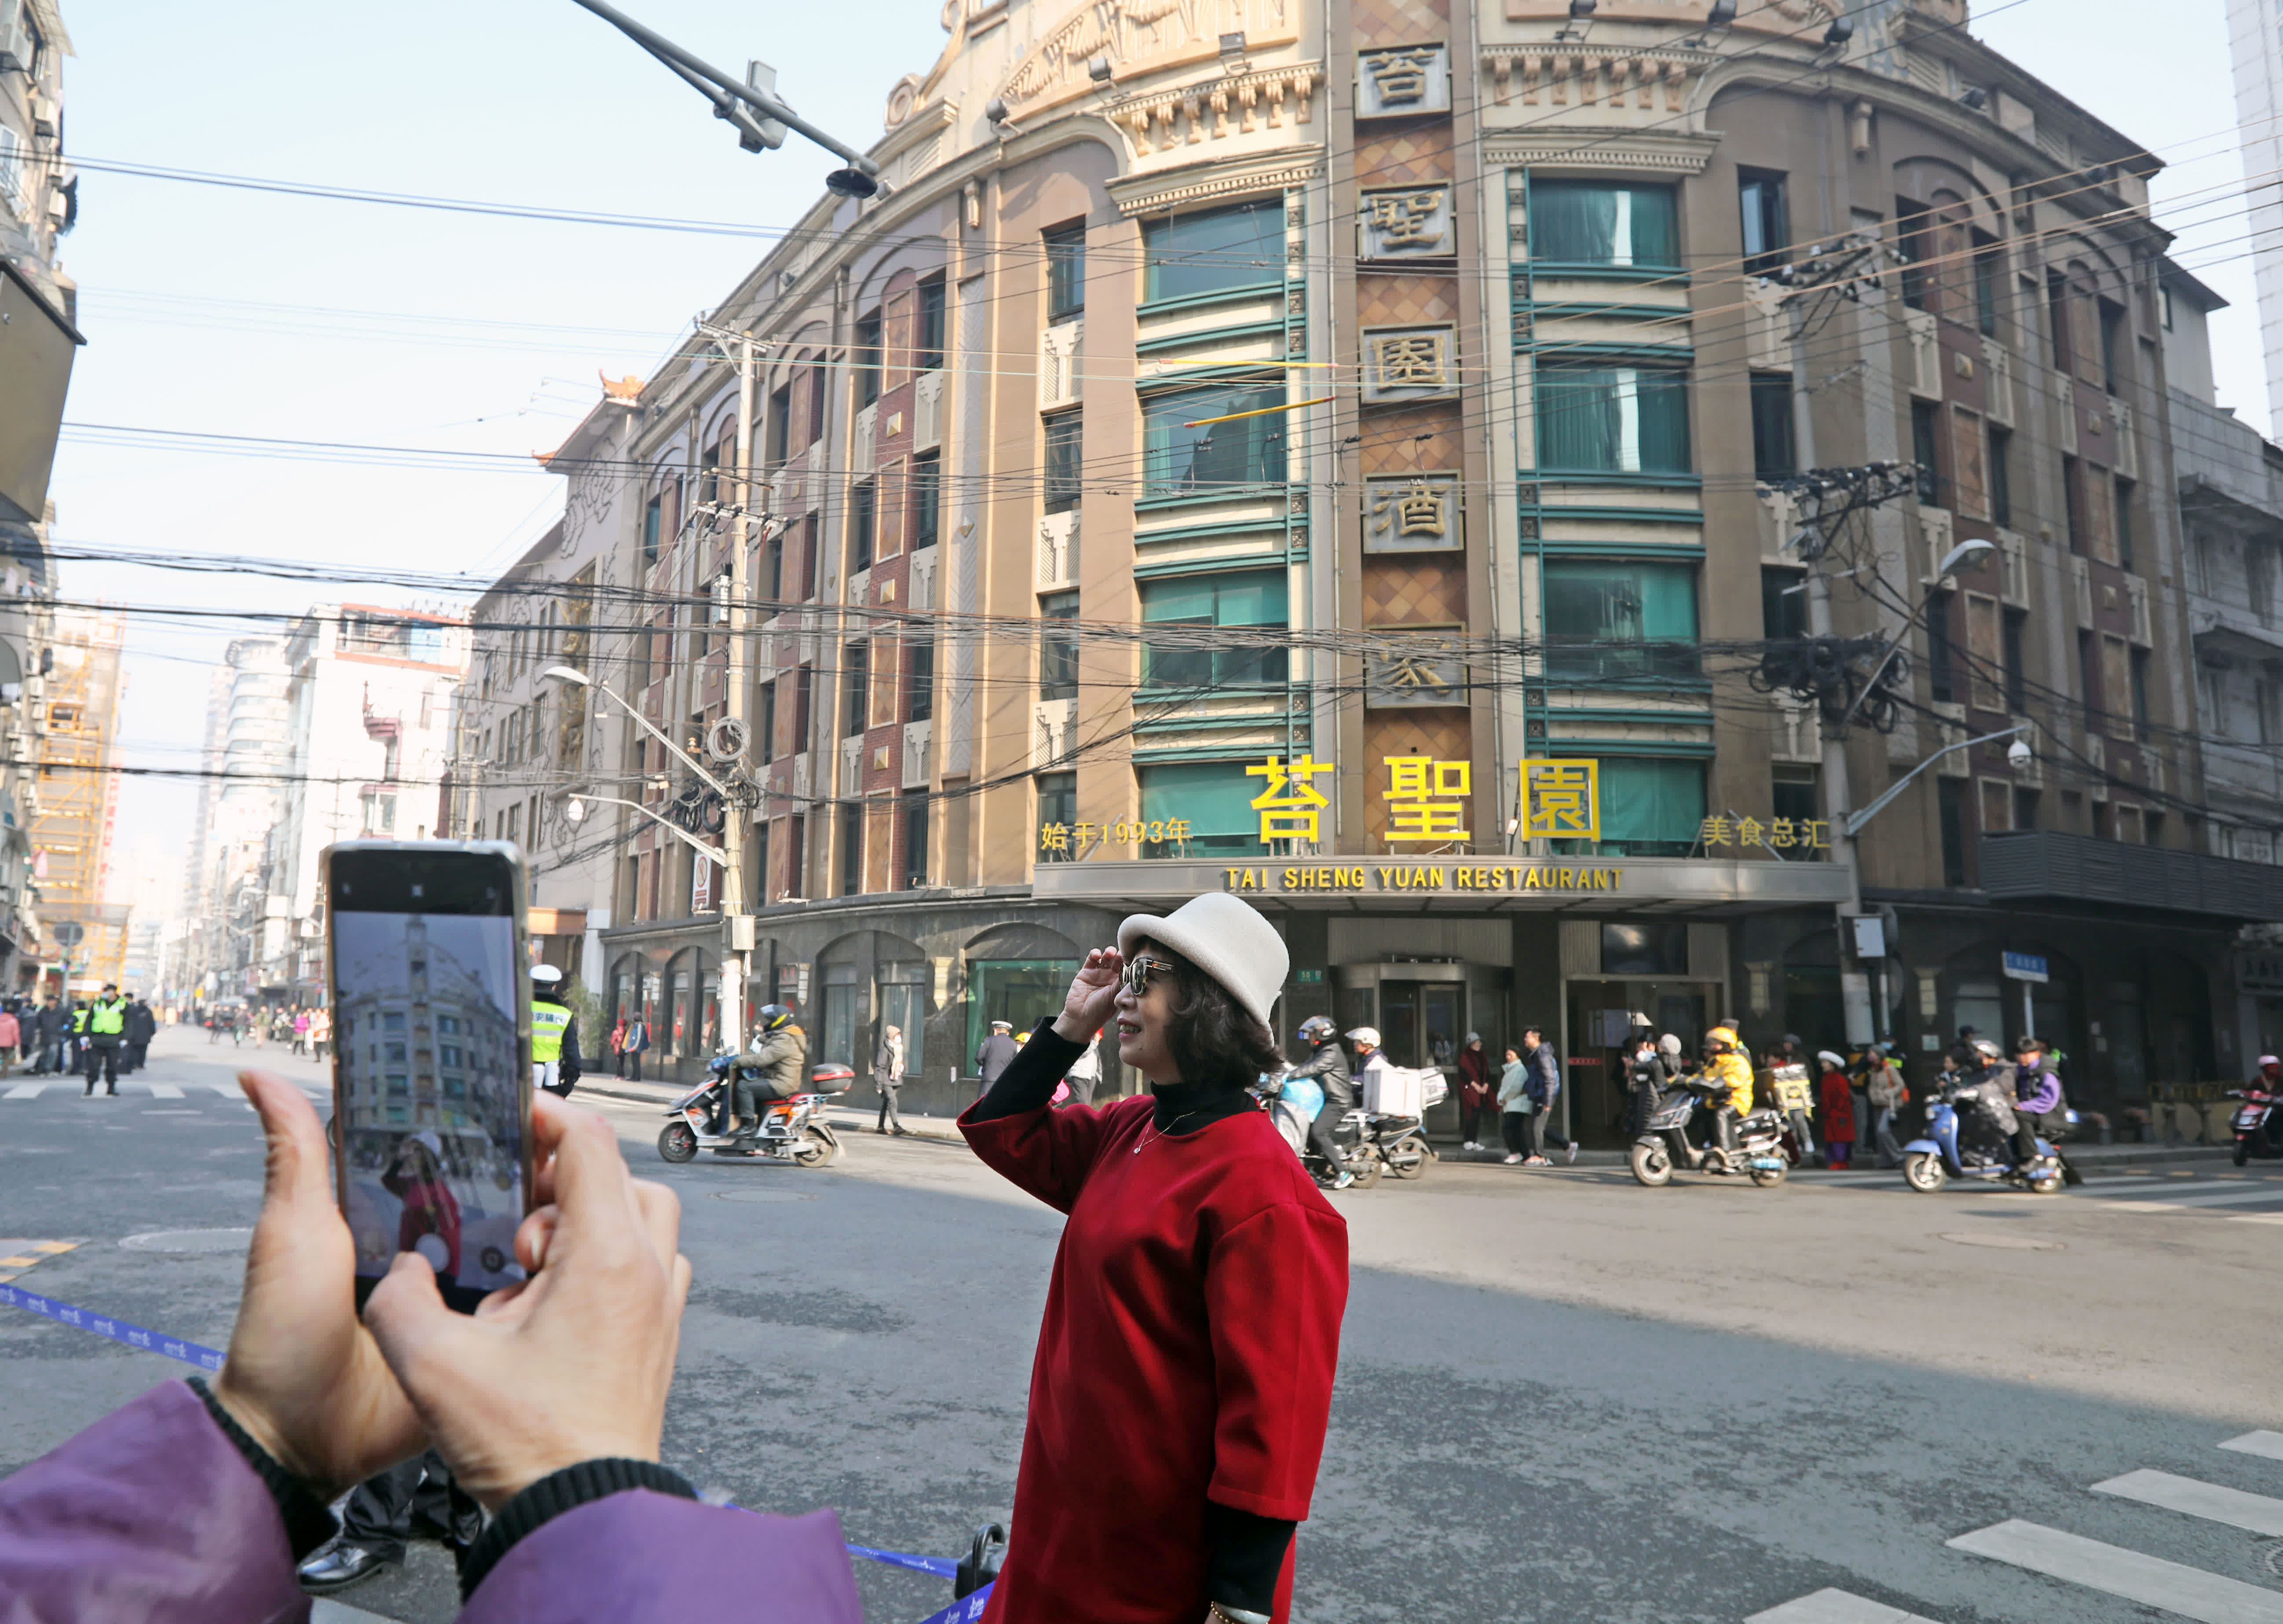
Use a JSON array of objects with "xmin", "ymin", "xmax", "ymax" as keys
[
  {"xmin": 1345, "ymin": 1026, "xmax": 1381, "ymax": 1049},
  {"xmin": 1297, "ymin": 1016, "xmax": 1336, "ymax": 1044},
  {"xmin": 1706, "ymin": 1026, "xmax": 1739, "ymax": 1053},
  {"xmin": 1972, "ymin": 1038, "xmax": 2004, "ymax": 1061},
  {"xmin": 755, "ymin": 1004, "xmax": 794, "ymax": 1035},
  {"xmin": 2262, "ymin": 1055, "xmax": 2279, "ymax": 1069},
  {"xmin": 1657, "ymin": 1033, "xmax": 1682, "ymax": 1057}
]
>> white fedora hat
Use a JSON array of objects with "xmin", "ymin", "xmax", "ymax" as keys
[{"xmin": 1117, "ymin": 892, "xmax": 1288, "ymax": 1030}]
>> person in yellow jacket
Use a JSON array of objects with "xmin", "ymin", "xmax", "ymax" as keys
[
  {"xmin": 80, "ymin": 983, "xmax": 128, "ymax": 1097},
  {"xmin": 528, "ymin": 965, "xmax": 582, "ymax": 1098},
  {"xmin": 1702, "ymin": 1025, "xmax": 1755, "ymax": 1158}
]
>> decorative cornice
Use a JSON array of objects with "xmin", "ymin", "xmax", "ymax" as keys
[
  {"xmin": 1482, "ymin": 128, "xmax": 1720, "ymax": 174},
  {"xmin": 1113, "ymin": 63, "xmax": 1323, "ymax": 155},
  {"xmin": 1480, "ymin": 45, "xmax": 1715, "ymax": 115},
  {"xmin": 1109, "ymin": 147, "xmax": 1326, "ymax": 217}
]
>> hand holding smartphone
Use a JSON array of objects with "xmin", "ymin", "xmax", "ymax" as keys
[{"xmin": 324, "ymin": 842, "xmax": 532, "ymax": 1314}]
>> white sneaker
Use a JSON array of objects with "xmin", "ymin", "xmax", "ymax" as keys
[
  {"xmin": 1463, "ymin": 1141, "xmax": 1479, "ymax": 1151},
  {"xmin": 1566, "ymin": 1142, "xmax": 1579, "ymax": 1165},
  {"xmin": 1503, "ymin": 1152, "xmax": 1522, "ymax": 1164}
]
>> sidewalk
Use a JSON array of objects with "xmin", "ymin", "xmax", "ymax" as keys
[{"xmin": 576, "ymin": 1076, "xmax": 973, "ymax": 1142}]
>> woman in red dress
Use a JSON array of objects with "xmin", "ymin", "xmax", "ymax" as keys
[{"xmin": 960, "ymin": 892, "xmax": 1348, "ymax": 1624}]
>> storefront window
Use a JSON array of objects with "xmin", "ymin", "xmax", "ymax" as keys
[
  {"xmin": 1528, "ymin": 180, "xmax": 1679, "ymax": 269},
  {"xmin": 667, "ymin": 967, "xmax": 691, "ymax": 1060},
  {"xmin": 879, "ymin": 972, "xmax": 927, "ymax": 1080},
  {"xmin": 1542, "ymin": 561, "xmax": 1700, "ymax": 683},
  {"xmin": 1141, "ymin": 571, "xmax": 1288, "ymax": 689},
  {"xmin": 1144, "ymin": 382, "xmax": 1288, "ymax": 497},
  {"xmin": 1138, "ymin": 761, "xmax": 1270, "ymax": 858},
  {"xmin": 1534, "ymin": 364, "xmax": 1690, "ymax": 474},
  {"xmin": 1552, "ymin": 757, "xmax": 1705, "ymax": 858},
  {"xmin": 1143, "ymin": 199, "xmax": 1284, "ymax": 303},
  {"xmin": 966, "ymin": 959, "xmax": 1077, "ymax": 1071},
  {"xmin": 820, "ymin": 963, "xmax": 861, "ymax": 1068}
]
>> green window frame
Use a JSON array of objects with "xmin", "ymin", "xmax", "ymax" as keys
[
  {"xmin": 1143, "ymin": 380, "xmax": 1288, "ymax": 497},
  {"xmin": 1541, "ymin": 560, "xmax": 1700, "ymax": 684},
  {"xmin": 1140, "ymin": 570, "xmax": 1288, "ymax": 691},
  {"xmin": 1528, "ymin": 180, "xmax": 1679, "ymax": 270},
  {"xmin": 1143, "ymin": 199, "xmax": 1285, "ymax": 303},
  {"xmin": 1551, "ymin": 757, "xmax": 1706, "ymax": 859},
  {"xmin": 1138, "ymin": 760, "xmax": 1269, "ymax": 859},
  {"xmin": 1534, "ymin": 364, "xmax": 1690, "ymax": 475}
]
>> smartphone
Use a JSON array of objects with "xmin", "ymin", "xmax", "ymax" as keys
[{"xmin": 324, "ymin": 841, "xmax": 533, "ymax": 1314}]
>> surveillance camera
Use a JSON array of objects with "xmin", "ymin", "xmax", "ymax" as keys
[
  {"xmin": 1087, "ymin": 55, "xmax": 1114, "ymax": 84},
  {"xmin": 2006, "ymin": 739, "xmax": 2033, "ymax": 769}
]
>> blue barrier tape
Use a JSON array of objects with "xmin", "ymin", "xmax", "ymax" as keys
[
  {"xmin": 848, "ymin": 1542, "xmax": 962, "ymax": 1580},
  {"xmin": 913, "ymin": 1581, "xmax": 994, "ymax": 1623},
  {"xmin": 0, "ymin": 1282, "xmax": 224, "ymax": 1370},
  {"xmin": 0, "ymin": 1283, "xmax": 966, "ymax": 1591}
]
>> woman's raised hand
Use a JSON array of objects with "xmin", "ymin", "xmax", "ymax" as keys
[{"xmin": 1052, "ymin": 946, "xmax": 1123, "ymax": 1042}]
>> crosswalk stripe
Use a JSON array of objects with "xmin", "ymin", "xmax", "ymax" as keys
[
  {"xmin": 2220, "ymin": 1431, "xmax": 2283, "ymax": 1463},
  {"xmin": 2229, "ymin": 1213, "xmax": 2283, "ymax": 1225},
  {"xmin": 2092, "ymin": 1469, "xmax": 2283, "ymax": 1536},
  {"xmin": 3, "ymin": 1082, "xmax": 44, "ymax": 1099},
  {"xmin": 146, "ymin": 1083, "xmax": 184, "ymax": 1099},
  {"xmin": 1948, "ymin": 1519, "xmax": 2283, "ymax": 1623},
  {"xmin": 1745, "ymin": 1588, "xmax": 1938, "ymax": 1622},
  {"xmin": 2092, "ymin": 1186, "xmax": 2283, "ymax": 1210},
  {"xmin": 2078, "ymin": 1177, "xmax": 2249, "ymax": 1193}
]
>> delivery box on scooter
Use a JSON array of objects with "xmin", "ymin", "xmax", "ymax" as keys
[{"xmin": 1364, "ymin": 1064, "xmax": 1427, "ymax": 1118}]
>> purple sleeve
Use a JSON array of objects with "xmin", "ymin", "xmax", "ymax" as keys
[
  {"xmin": 2019, "ymin": 1070, "xmax": 2063, "ymax": 1114},
  {"xmin": 460, "ymin": 1493, "xmax": 863, "ymax": 1624},
  {"xmin": 0, "ymin": 1380, "xmax": 307, "ymax": 1624}
]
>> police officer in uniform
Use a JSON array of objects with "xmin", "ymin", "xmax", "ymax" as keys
[
  {"xmin": 81, "ymin": 984, "xmax": 127, "ymax": 1096},
  {"xmin": 529, "ymin": 965, "xmax": 582, "ymax": 1098}
]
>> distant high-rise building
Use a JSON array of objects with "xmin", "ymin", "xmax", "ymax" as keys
[
  {"xmin": 2233, "ymin": 0, "xmax": 2283, "ymax": 430},
  {"xmin": 31, "ymin": 607, "xmax": 126, "ymax": 995}
]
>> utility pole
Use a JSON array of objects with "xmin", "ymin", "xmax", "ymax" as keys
[
  {"xmin": 1774, "ymin": 232, "xmax": 1890, "ymax": 1045},
  {"xmin": 718, "ymin": 330, "xmax": 757, "ymax": 1056}
]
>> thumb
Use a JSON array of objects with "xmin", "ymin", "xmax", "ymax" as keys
[
  {"xmin": 363, "ymin": 1251, "xmax": 462, "ymax": 1383},
  {"xmin": 240, "ymin": 1070, "xmax": 330, "ymax": 1215}
]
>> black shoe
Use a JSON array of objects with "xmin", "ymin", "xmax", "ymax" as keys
[{"xmin": 297, "ymin": 1539, "xmax": 394, "ymax": 1594}]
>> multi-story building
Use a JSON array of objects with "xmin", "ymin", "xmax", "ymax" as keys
[
  {"xmin": 169, "ymin": 637, "xmax": 292, "ymax": 1009},
  {"xmin": 448, "ymin": 515, "xmax": 623, "ymax": 991},
  {"xmin": 0, "ymin": 0, "xmax": 78, "ymax": 540},
  {"xmin": 2161, "ymin": 260, "xmax": 2283, "ymax": 1068},
  {"xmin": 543, "ymin": 0, "xmax": 2281, "ymax": 1125},
  {"xmin": 31, "ymin": 606, "xmax": 124, "ymax": 995},
  {"xmin": 2231, "ymin": 0, "xmax": 2283, "ymax": 432},
  {"xmin": 263, "ymin": 606, "xmax": 468, "ymax": 1003}
]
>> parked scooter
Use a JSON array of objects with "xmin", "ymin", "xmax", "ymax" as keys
[
  {"xmin": 1900, "ymin": 1080, "xmax": 2060, "ymax": 1194},
  {"xmin": 1629, "ymin": 1074, "xmax": 1790, "ymax": 1188},
  {"xmin": 658, "ymin": 1055, "xmax": 853, "ymax": 1166},
  {"xmin": 2226, "ymin": 1085, "xmax": 2283, "ymax": 1166}
]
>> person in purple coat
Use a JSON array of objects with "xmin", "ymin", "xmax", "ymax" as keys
[{"xmin": 0, "ymin": 1070, "xmax": 863, "ymax": 1624}]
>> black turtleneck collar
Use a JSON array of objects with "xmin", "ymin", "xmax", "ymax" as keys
[{"xmin": 1149, "ymin": 1076, "xmax": 1261, "ymax": 1134}]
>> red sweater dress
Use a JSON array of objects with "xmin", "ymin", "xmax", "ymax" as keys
[{"xmin": 961, "ymin": 1078, "xmax": 1347, "ymax": 1624}]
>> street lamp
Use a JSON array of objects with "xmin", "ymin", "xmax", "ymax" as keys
[{"xmin": 543, "ymin": 665, "xmax": 754, "ymax": 1055}]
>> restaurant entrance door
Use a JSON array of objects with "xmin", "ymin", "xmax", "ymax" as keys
[{"xmin": 1564, "ymin": 981, "xmax": 1711, "ymax": 1147}]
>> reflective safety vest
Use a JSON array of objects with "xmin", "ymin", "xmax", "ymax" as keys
[
  {"xmin": 531, "ymin": 1000, "xmax": 571, "ymax": 1063},
  {"xmin": 70, "ymin": 1006, "xmax": 89, "ymax": 1034},
  {"xmin": 89, "ymin": 998, "xmax": 126, "ymax": 1037}
]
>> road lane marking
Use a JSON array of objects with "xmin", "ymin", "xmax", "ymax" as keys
[
  {"xmin": 144, "ymin": 1083, "xmax": 184, "ymax": 1098},
  {"xmin": 2077, "ymin": 1178, "xmax": 2249, "ymax": 1192},
  {"xmin": 1947, "ymin": 1519, "xmax": 2283, "ymax": 1622},
  {"xmin": 2220, "ymin": 1432, "xmax": 2283, "ymax": 1462},
  {"xmin": 1745, "ymin": 1590, "xmax": 1937, "ymax": 1623},
  {"xmin": 2093, "ymin": 1470, "xmax": 2283, "ymax": 1536},
  {"xmin": 2087, "ymin": 1187, "xmax": 2283, "ymax": 1212},
  {"xmin": 3, "ymin": 1082, "xmax": 46, "ymax": 1099}
]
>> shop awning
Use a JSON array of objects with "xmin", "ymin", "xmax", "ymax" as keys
[
  {"xmin": 1032, "ymin": 855, "xmax": 1855, "ymax": 913},
  {"xmin": 0, "ymin": 261, "xmax": 84, "ymax": 527}
]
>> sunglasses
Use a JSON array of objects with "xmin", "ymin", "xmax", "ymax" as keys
[{"xmin": 1119, "ymin": 954, "xmax": 1176, "ymax": 999}]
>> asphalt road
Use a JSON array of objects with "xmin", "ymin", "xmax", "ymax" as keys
[{"xmin": 7, "ymin": 1029, "xmax": 2283, "ymax": 1624}]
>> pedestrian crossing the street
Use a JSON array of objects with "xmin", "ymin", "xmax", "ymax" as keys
[{"xmin": 1747, "ymin": 1432, "xmax": 2283, "ymax": 1623}]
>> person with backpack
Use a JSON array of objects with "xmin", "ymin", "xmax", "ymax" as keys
[
  {"xmin": 2012, "ymin": 1035, "xmax": 2074, "ymax": 1181},
  {"xmin": 1518, "ymin": 1024, "xmax": 1575, "ymax": 1166}
]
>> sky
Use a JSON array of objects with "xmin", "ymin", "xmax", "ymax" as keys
[{"xmin": 45, "ymin": 0, "xmax": 2271, "ymax": 913}]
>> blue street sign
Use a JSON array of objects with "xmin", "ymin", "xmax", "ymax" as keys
[{"xmin": 2001, "ymin": 951, "xmax": 2049, "ymax": 984}]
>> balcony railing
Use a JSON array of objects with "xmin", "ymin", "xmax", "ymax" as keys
[{"xmin": 1979, "ymin": 830, "xmax": 2283, "ymax": 922}]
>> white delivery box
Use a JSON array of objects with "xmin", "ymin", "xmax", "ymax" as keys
[{"xmin": 1362, "ymin": 1062, "xmax": 1426, "ymax": 1118}]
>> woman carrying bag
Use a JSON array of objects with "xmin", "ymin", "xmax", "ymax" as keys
[{"xmin": 960, "ymin": 892, "xmax": 1348, "ymax": 1624}]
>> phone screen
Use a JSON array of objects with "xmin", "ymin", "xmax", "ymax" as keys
[{"xmin": 326, "ymin": 842, "xmax": 531, "ymax": 1313}]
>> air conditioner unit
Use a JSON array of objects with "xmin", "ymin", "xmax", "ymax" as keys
[
  {"xmin": 28, "ymin": 92, "xmax": 56, "ymax": 137},
  {"xmin": 0, "ymin": 19, "xmax": 30, "ymax": 74}
]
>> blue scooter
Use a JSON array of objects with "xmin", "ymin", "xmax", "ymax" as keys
[{"xmin": 1901, "ymin": 1080, "xmax": 2060, "ymax": 1195}]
